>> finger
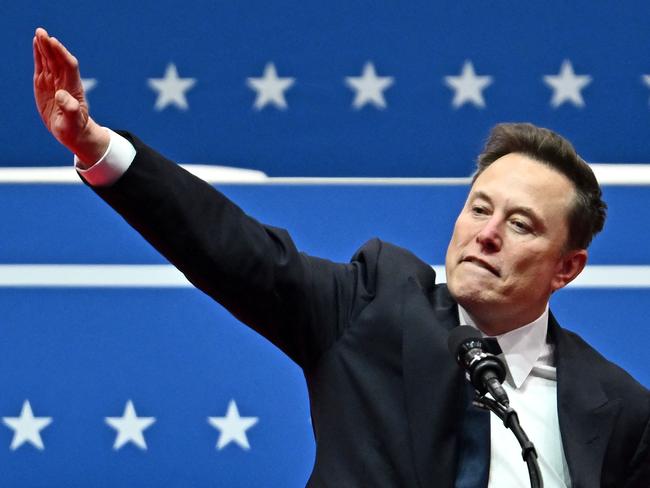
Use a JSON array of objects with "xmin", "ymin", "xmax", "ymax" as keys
[
  {"xmin": 35, "ymin": 35, "xmax": 52, "ymax": 75},
  {"xmin": 37, "ymin": 40, "xmax": 54, "ymax": 81},
  {"xmin": 51, "ymin": 36, "xmax": 77, "ymax": 68},
  {"xmin": 37, "ymin": 33, "xmax": 60, "ymax": 75},
  {"xmin": 34, "ymin": 27, "xmax": 51, "ymax": 70},
  {"xmin": 33, "ymin": 37, "xmax": 43, "ymax": 78},
  {"xmin": 50, "ymin": 36, "xmax": 80, "ymax": 79},
  {"xmin": 35, "ymin": 27, "xmax": 50, "ymax": 38}
]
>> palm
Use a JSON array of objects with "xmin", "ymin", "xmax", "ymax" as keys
[{"xmin": 38, "ymin": 82, "xmax": 87, "ymax": 143}]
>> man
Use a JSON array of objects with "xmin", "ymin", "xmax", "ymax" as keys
[{"xmin": 33, "ymin": 28, "xmax": 649, "ymax": 487}]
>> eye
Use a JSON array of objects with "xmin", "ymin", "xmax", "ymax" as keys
[
  {"xmin": 471, "ymin": 205, "xmax": 489, "ymax": 216},
  {"xmin": 509, "ymin": 219, "xmax": 532, "ymax": 234}
]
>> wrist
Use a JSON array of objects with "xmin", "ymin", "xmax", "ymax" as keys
[{"xmin": 73, "ymin": 119, "xmax": 111, "ymax": 168}]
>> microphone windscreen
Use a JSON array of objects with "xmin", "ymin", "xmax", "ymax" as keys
[{"xmin": 447, "ymin": 325, "xmax": 482, "ymax": 357}]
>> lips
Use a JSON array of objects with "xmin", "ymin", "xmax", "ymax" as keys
[{"xmin": 461, "ymin": 256, "xmax": 501, "ymax": 277}]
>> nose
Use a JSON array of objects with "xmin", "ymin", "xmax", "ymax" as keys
[{"xmin": 476, "ymin": 216, "xmax": 502, "ymax": 253}]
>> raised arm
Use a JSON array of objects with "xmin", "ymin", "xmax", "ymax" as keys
[
  {"xmin": 31, "ymin": 28, "xmax": 366, "ymax": 369},
  {"xmin": 33, "ymin": 27, "xmax": 109, "ymax": 166}
]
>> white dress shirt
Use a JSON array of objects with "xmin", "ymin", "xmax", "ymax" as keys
[
  {"xmin": 459, "ymin": 306, "xmax": 571, "ymax": 487},
  {"xmin": 76, "ymin": 130, "xmax": 572, "ymax": 487},
  {"xmin": 75, "ymin": 128, "xmax": 136, "ymax": 186}
]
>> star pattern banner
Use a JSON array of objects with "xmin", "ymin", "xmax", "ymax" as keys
[{"xmin": 2, "ymin": 0, "xmax": 650, "ymax": 175}]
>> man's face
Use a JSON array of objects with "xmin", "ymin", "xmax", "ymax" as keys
[{"xmin": 445, "ymin": 153, "xmax": 585, "ymax": 332}]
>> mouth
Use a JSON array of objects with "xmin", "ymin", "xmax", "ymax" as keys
[{"xmin": 461, "ymin": 256, "xmax": 501, "ymax": 277}]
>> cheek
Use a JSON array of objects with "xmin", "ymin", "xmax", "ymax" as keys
[
  {"xmin": 449, "ymin": 217, "xmax": 473, "ymax": 247},
  {"xmin": 446, "ymin": 223, "xmax": 460, "ymax": 252},
  {"xmin": 507, "ymin": 255, "xmax": 554, "ymax": 287},
  {"xmin": 445, "ymin": 231, "xmax": 463, "ymax": 281},
  {"xmin": 446, "ymin": 225, "xmax": 467, "ymax": 267}
]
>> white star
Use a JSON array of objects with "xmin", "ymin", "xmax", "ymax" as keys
[
  {"xmin": 105, "ymin": 400, "xmax": 156, "ymax": 450},
  {"xmin": 642, "ymin": 75, "xmax": 650, "ymax": 105},
  {"xmin": 2, "ymin": 400, "xmax": 52, "ymax": 450},
  {"xmin": 543, "ymin": 60, "xmax": 592, "ymax": 108},
  {"xmin": 147, "ymin": 63, "xmax": 197, "ymax": 111},
  {"xmin": 345, "ymin": 62, "xmax": 394, "ymax": 110},
  {"xmin": 246, "ymin": 63, "xmax": 295, "ymax": 110},
  {"xmin": 444, "ymin": 60, "xmax": 493, "ymax": 109},
  {"xmin": 208, "ymin": 399, "xmax": 259, "ymax": 450},
  {"xmin": 81, "ymin": 78, "xmax": 97, "ymax": 93}
]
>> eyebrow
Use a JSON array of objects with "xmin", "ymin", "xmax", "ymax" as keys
[{"xmin": 470, "ymin": 190, "xmax": 547, "ymax": 231}]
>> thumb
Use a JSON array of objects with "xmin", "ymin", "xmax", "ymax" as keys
[{"xmin": 55, "ymin": 89, "xmax": 80, "ymax": 113}]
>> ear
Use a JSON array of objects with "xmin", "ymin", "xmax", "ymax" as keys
[{"xmin": 551, "ymin": 249, "xmax": 587, "ymax": 291}]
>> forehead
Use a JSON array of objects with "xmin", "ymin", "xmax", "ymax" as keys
[{"xmin": 471, "ymin": 153, "xmax": 576, "ymax": 216}]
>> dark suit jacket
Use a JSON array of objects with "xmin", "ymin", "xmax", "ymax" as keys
[{"xmin": 89, "ymin": 131, "xmax": 650, "ymax": 487}]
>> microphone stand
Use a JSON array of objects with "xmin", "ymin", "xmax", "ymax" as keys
[{"xmin": 473, "ymin": 394, "xmax": 544, "ymax": 488}]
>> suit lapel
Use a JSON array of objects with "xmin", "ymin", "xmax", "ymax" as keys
[
  {"xmin": 402, "ymin": 278, "xmax": 463, "ymax": 488},
  {"xmin": 402, "ymin": 295, "xmax": 622, "ymax": 487},
  {"xmin": 550, "ymin": 316, "xmax": 621, "ymax": 487}
]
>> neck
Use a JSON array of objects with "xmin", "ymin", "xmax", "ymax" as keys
[{"xmin": 459, "ymin": 303, "xmax": 549, "ymax": 336}]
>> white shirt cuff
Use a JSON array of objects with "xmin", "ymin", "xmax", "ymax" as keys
[{"xmin": 75, "ymin": 128, "xmax": 136, "ymax": 187}]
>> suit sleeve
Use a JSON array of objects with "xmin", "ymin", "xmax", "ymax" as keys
[{"xmin": 85, "ymin": 131, "xmax": 378, "ymax": 370}]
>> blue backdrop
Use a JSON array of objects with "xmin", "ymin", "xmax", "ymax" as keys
[
  {"xmin": 1, "ymin": 1, "xmax": 649, "ymax": 486},
  {"xmin": 3, "ymin": 1, "xmax": 650, "ymax": 175},
  {"xmin": 0, "ymin": 182, "xmax": 648, "ymax": 487}
]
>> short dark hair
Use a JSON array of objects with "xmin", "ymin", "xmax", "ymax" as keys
[{"xmin": 473, "ymin": 123, "xmax": 606, "ymax": 250}]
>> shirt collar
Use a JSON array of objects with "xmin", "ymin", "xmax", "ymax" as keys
[{"xmin": 457, "ymin": 305, "xmax": 550, "ymax": 389}]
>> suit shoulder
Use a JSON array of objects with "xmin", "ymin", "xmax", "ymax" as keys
[
  {"xmin": 351, "ymin": 238, "xmax": 434, "ymax": 275},
  {"xmin": 348, "ymin": 238, "xmax": 437, "ymax": 296},
  {"xmin": 560, "ymin": 327, "xmax": 649, "ymax": 400},
  {"xmin": 351, "ymin": 238, "xmax": 430, "ymax": 267}
]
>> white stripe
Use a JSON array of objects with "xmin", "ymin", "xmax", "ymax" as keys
[
  {"xmin": 0, "ymin": 265, "xmax": 648, "ymax": 288},
  {"xmin": 0, "ymin": 167, "xmax": 471, "ymax": 185},
  {"xmin": 590, "ymin": 164, "xmax": 650, "ymax": 186},
  {"xmin": 1, "ymin": 164, "xmax": 650, "ymax": 185},
  {"xmin": 569, "ymin": 265, "xmax": 650, "ymax": 288},
  {"xmin": 0, "ymin": 165, "xmax": 267, "ymax": 184},
  {"xmin": 0, "ymin": 265, "xmax": 190, "ymax": 287},
  {"xmin": 264, "ymin": 177, "xmax": 472, "ymax": 185},
  {"xmin": 433, "ymin": 265, "xmax": 650, "ymax": 288}
]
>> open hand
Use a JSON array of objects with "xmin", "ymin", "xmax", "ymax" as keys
[{"xmin": 33, "ymin": 28, "xmax": 108, "ymax": 164}]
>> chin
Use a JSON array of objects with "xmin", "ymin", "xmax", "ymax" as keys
[{"xmin": 448, "ymin": 278, "xmax": 501, "ymax": 310}]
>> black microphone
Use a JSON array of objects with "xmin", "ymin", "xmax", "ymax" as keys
[{"xmin": 448, "ymin": 325, "xmax": 510, "ymax": 407}]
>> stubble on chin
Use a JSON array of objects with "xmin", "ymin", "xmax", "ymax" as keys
[{"xmin": 447, "ymin": 269, "xmax": 501, "ymax": 315}]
